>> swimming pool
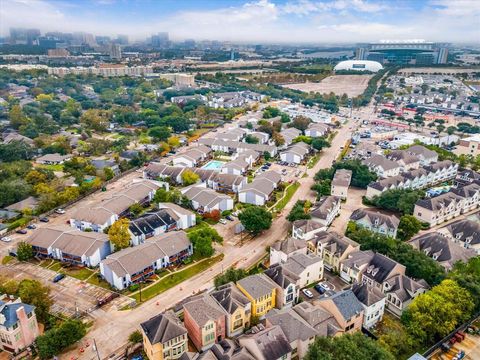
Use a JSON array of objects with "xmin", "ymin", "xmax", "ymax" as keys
[{"xmin": 201, "ymin": 160, "xmax": 225, "ymax": 171}]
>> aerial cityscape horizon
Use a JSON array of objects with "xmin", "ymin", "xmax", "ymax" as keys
[{"xmin": 0, "ymin": 1, "xmax": 479, "ymax": 360}]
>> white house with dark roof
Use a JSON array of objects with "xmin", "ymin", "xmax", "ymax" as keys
[
  {"xmin": 362, "ymin": 155, "xmax": 402, "ymax": 178},
  {"xmin": 27, "ymin": 226, "xmax": 111, "ymax": 267},
  {"xmin": 264, "ymin": 264, "xmax": 299, "ymax": 309},
  {"xmin": 409, "ymin": 232, "xmax": 477, "ymax": 271},
  {"xmin": 310, "ymin": 196, "xmax": 341, "ymax": 227},
  {"xmin": 440, "ymin": 218, "xmax": 480, "ymax": 255},
  {"xmin": 100, "ymin": 231, "xmax": 192, "ymax": 290},
  {"xmin": 292, "ymin": 220, "xmax": 325, "ymax": 240},
  {"xmin": 351, "ymin": 283, "xmax": 386, "ymax": 329},
  {"xmin": 349, "ymin": 208, "xmax": 400, "ymax": 238}
]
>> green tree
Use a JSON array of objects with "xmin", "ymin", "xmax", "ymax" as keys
[
  {"xmin": 287, "ymin": 200, "xmax": 311, "ymax": 222},
  {"xmin": 239, "ymin": 206, "xmax": 272, "ymax": 235},
  {"xmin": 311, "ymin": 137, "xmax": 330, "ymax": 151},
  {"xmin": 305, "ymin": 332, "xmax": 395, "ymax": 360},
  {"xmin": 402, "ymin": 279, "xmax": 474, "ymax": 344},
  {"xmin": 397, "ymin": 215, "xmax": 422, "ymax": 241},
  {"xmin": 245, "ymin": 134, "xmax": 259, "ymax": 144},
  {"xmin": 128, "ymin": 330, "xmax": 143, "ymax": 343},
  {"xmin": 188, "ymin": 227, "xmax": 223, "ymax": 257},
  {"xmin": 214, "ymin": 268, "xmax": 248, "ymax": 288},
  {"xmin": 372, "ymin": 189, "xmax": 423, "ymax": 215},
  {"xmin": 291, "ymin": 115, "xmax": 311, "ymax": 132},
  {"xmin": 17, "ymin": 241, "xmax": 34, "ymax": 261},
  {"xmin": 108, "ymin": 218, "xmax": 131, "ymax": 251},
  {"xmin": 104, "ymin": 167, "xmax": 115, "ymax": 180},
  {"xmin": 129, "ymin": 203, "xmax": 144, "ymax": 217},
  {"xmin": 448, "ymin": 257, "xmax": 480, "ymax": 311},
  {"xmin": 181, "ymin": 169, "xmax": 200, "ymax": 186},
  {"xmin": 36, "ymin": 320, "xmax": 86, "ymax": 359},
  {"xmin": 8, "ymin": 104, "xmax": 29, "ymax": 129},
  {"xmin": 148, "ymin": 126, "xmax": 171, "ymax": 142},
  {"xmin": 17, "ymin": 279, "xmax": 53, "ymax": 324}
]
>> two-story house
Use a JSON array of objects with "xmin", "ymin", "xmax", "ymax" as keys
[
  {"xmin": 317, "ymin": 290, "xmax": 364, "ymax": 334},
  {"xmin": 183, "ymin": 295, "xmax": 226, "ymax": 351},
  {"xmin": 351, "ymin": 283, "xmax": 386, "ymax": 329},
  {"xmin": 308, "ymin": 231, "xmax": 360, "ymax": 272},
  {"xmin": 140, "ymin": 311, "xmax": 188, "ymax": 360},
  {"xmin": 210, "ymin": 283, "xmax": 251, "ymax": 337},
  {"xmin": 0, "ymin": 297, "xmax": 39, "ymax": 354},
  {"xmin": 237, "ymin": 274, "xmax": 277, "ymax": 319},
  {"xmin": 270, "ymin": 237, "xmax": 307, "ymax": 266},
  {"xmin": 310, "ymin": 196, "xmax": 341, "ymax": 228},
  {"xmin": 349, "ymin": 209, "xmax": 400, "ymax": 238}
]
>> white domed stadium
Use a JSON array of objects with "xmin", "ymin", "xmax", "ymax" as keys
[{"xmin": 334, "ymin": 60, "xmax": 383, "ymax": 72}]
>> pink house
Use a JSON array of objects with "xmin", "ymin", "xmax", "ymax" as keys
[
  {"xmin": 0, "ymin": 297, "xmax": 39, "ymax": 353},
  {"xmin": 183, "ymin": 295, "xmax": 226, "ymax": 351}
]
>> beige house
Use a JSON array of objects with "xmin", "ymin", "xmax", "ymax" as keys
[
  {"xmin": 140, "ymin": 311, "xmax": 188, "ymax": 360},
  {"xmin": 307, "ymin": 231, "xmax": 360, "ymax": 272},
  {"xmin": 210, "ymin": 283, "xmax": 252, "ymax": 337},
  {"xmin": 316, "ymin": 290, "xmax": 364, "ymax": 334},
  {"xmin": 454, "ymin": 134, "xmax": 480, "ymax": 157},
  {"xmin": 331, "ymin": 169, "xmax": 352, "ymax": 199}
]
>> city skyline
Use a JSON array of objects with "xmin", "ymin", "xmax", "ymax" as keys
[{"xmin": 1, "ymin": 0, "xmax": 479, "ymax": 44}]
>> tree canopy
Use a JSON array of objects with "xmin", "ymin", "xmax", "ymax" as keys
[
  {"xmin": 305, "ymin": 332, "xmax": 395, "ymax": 360},
  {"xmin": 239, "ymin": 206, "xmax": 273, "ymax": 235},
  {"xmin": 108, "ymin": 218, "xmax": 131, "ymax": 251}
]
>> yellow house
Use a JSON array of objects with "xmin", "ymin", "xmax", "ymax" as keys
[
  {"xmin": 237, "ymin": 274, "xmax": 276, "ymax": 318},
  {"xmin": 210, "ymin": 283, "xmax": 252, "ymax": 337},
  {"xmin": 140, "ymin": 311, "xmax": 188, "ymax": 360}
]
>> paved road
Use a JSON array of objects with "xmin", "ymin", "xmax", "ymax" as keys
[{"xmin": 63, "ymin": 117, "xmax": 354, "ymax": 359}]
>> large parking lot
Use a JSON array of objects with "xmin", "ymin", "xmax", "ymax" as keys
[{"xmin": 1, "ymin": 261, "xmax": 133, "ymax": 318}]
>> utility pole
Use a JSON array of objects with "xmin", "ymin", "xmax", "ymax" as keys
[{"xmin": 93, "ymin": 339, "xmax": 101, "ymax": 360}]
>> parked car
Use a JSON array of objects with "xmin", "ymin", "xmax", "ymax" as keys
[
  {"xmin": 1, "ymin": 237, "xmax": 12, "ymax": 243},
  {"xmin": 226, "ymin": 215, "xmax": 234, "ymax": 221},
  {"xmin": 319, "ymin": 282, "xmax": 331, "ymax": 291},
  {"xmin": 302, "ymin": 289, "xmax": 314, "ymax": 299},
  {"xmin": 16, "ymin": 229, "xmax": 27, "ymax": 235},
  {"xmin": 52, "ymin": 273, "xmax": 65, "ymax": 283},
  {"xmin": 219, "ymin": 219, "xmax": 227, "ymax": 225},
  {"xmin": 8, "ymin": 249, "xmax": 17, "ymax": 257},
  {"xmin": 314, "ymin": 284, "xmax": 326, "ymax": 294},
  {"xmin": 39, "ymin": 217, "xmax": 49, "ymax": 223},
  {"xmin": 55, "ymin": 208, "xmax": 66, "ymax": 214},
  {"xmin": 97, "ymin": 292, "xmax": 120, "ymax": 307},
  {"xmin": 27, "ymin": 224, "xmax": 36, "ymax": 229}
]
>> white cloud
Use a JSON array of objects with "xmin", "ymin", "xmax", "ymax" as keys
[{"xmin": 0, "ymin": 0, "xmax": 478, "ymax": 43}]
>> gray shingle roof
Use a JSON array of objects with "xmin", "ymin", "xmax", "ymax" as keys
[
  {"xmin": 237, "ymin": 274, "xmax": 277, "ymax": 300},
  {"xmin": 327, "ymin": 289, "xmax": 364, "ymax": 321},
  {"xmin": 140, "ymin": 310, "xmax": 187, "ymax": 345}
]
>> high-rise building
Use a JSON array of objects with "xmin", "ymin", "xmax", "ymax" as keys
[
  {"xmin": 355, "ymin": 40, "xmax": 450, "ymax": 65},
  {"xmin": 9, "ymin": 28, "xmax": 40, "ymax": 45},
  {"xmin": 116, "ymin": 35, "xmax": 129, "ymax": 45},
  {"xmin": 109, "ymin": 44, "xmax": 122, "ymax": 60},
  {"xmin": 151, "ymin": 32, "xmax": 169, "ymax": 47}
]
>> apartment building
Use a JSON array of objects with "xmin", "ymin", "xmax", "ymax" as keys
[{"xmin": 349, "ymin": 209, "xmax": 400, "ymax": 238}]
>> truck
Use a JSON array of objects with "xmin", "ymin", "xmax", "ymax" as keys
[{"xmin": 97, "ymin": 292, "xmax": 119, "ymax": 307}]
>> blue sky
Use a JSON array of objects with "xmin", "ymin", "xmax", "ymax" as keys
[{"xmin": 1, "ymin": 0, "xmax": 479, "ymax": 43}]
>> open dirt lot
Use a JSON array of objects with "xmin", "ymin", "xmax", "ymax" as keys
[{"xmin": 282, "ymin": 75, "xmax": 373, "ymax": 97}]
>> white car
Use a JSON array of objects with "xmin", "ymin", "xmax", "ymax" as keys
[
  {"xmin": 1, "ymin": 237, "xmax": 12, "ymax": 243},
  {"xmin": 302, "ymin": 289, "xmax": 314, "ymax": 299},
  {"xmin": 319, "ymin": 282, "xmax": 331, "ymax": 291},
  {"xmin": 55, "ymin": 208, "xmax": 66, "ymax": 214},
  {"xmin": 219, "ymin": 219, "xmax": 227, "ymax": 225}
]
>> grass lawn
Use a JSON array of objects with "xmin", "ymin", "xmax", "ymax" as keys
[
  {"xmin": 87, "ymin": 274, "xmax": 112, "ymax": 290},
  {"xmin": 133, "ymin": 254, "xmax": 224, "ymax": 303},
  {"xmin": 273, "ymin": 182, "xmax": 300, "ymax": 212},
  {"xmin": 307, "ymin": 153, "xmax": 321, "ymax": 169},
  {"xmin": 185, "ymin": 220, "xmax": 212, "ymax": 233},
  {"xmin": 60, "ymin": 267, "xmax": 94, "ymax": 281},
  {"xmin": 1, "ymin": 256, "xmax": 14, "ymax": 265},
  {"xmin": 37, "ymin": 164, "xmax": 64, "ymax": 172},
  {"xmin": 49, "ymin": 262, "xmax": 63, "ymax": 272}
]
